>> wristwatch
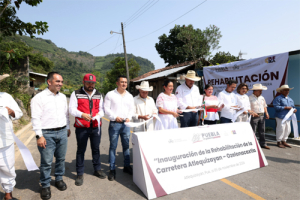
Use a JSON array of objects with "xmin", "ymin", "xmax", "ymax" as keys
[{"xmin": 36, "ymin": 135, "xmax": 42, "ymax": 139}]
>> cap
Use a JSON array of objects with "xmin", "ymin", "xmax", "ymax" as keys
[{"xmin": 83, "ymin": 74, "xmax": 96, "ymax": 83}]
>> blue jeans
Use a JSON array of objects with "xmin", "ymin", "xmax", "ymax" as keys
[
  {"xmin": 108, "ymin": 122, "xmax": 131, "ymax": 170},
  {"xmin": 38, "ymin": 127, "xmax": 68, "ymax": 188},
  {"xmin": 75, "ymin": 127, "xmax": 101, "ymax": 175},
  {"xmin": 220, "ymin": 117, "xmax": 233, "ymax": 124},
  {"xmin": 180, "ymin": 112, "xmax": 199, "ymax": 127}
]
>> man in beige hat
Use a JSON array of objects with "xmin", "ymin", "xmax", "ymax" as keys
[
  {"xmin": 249, "ymin": 83, "xmax": 270, "ymax": 149},
  {"xmin": 133, "ymin": 81, "xmax": 158, "ymax": 132},
  {"xmin": 0, "ymin": 74, "xmax": 23, "ymax": 200},
  {"xmin": 273, "ymin": 85, "xmax": 297, "ymax": 148},
  {"xmin": 175, "ymin": 70, "xmax": 202, "ymax": 127}
]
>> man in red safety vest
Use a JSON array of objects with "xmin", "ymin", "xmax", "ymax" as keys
[{"xmin": 69, "ymin": 74, "xmax": 105, "ymax": 186}]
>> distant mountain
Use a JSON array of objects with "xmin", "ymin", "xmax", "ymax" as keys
[
  {"xmin": 18, "ymin": 36, "xmax": 155, "ymax": 85},
  {"xmin": 95, "ymin": 53, "xmax": 155, "ymax": 76}
]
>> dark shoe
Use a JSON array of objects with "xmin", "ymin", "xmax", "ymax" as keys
[
  {"xmin": 108, "ymin": 170, "xmax": 116, "ymax": 181},
  {"xmin": 94, "ymin": 170, "xmax": 106, "ymax": 179},
  {"xmin": 40, "ymin": 187, "xmax": 51, "ymax": 200},
  {"xmin": 282, "ymin": 141, "xmax": 292, "ymax": 148},
  {"xmin": 261, "ymin": 145, "xmax": 270, "ymax": 150},
  {"xmin": 277, "ymin": 142, "xmax": 286, "ymax": 148},
  {"xmin": 123, "ymin": 166, "xmax": 133, "ymax": 175},
  {"xmin": 75, "ymin": 175, "xmax": 83, "ymax": 186},
  {"xmin": 55, "ymin": 180, "xmax": 67, "ymax": 191}
]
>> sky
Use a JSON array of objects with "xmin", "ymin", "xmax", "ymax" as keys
[{"xmin": 16, "ymin": 0, "xmax": 300, "ymax": 70}]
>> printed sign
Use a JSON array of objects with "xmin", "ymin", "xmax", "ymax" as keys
[
  {"xmin": 203, "ymin": 52, "xmax": 289, "ymax": 104},
  {"xmin": 132, "ymin": 123, "xmax": 268, "ymax": 199}
]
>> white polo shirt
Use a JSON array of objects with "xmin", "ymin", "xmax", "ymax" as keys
[{"xmin": 175, "ymin": 82, "xmax": 202, "ymax": 110}]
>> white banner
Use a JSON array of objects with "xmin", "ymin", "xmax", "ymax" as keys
[
  {"xmin": 133, "ymin": 123, "xmax": 268, "ymax": 199},
  {"xmin": 203, "ymin": 52, "xmax": 289, "ymax": 104}
]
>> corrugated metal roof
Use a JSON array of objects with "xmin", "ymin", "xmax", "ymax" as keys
[
  {"xmin": 29, "ymin": 71, "xmax": 47, "ymax": 77},
  {"xmin": 135, "ymin": 65, "xmax": 190, "ymax": 82}
]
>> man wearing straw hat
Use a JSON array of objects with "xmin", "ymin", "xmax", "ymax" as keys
[
  {"xmin": 249, "ymin": 83, "xmax": 270, "ymax": 149},
  {"xmin": 175, "ymin": 70, "xmax": 202, "ymax": 128},
  {"xmin": 273, "ymin": 85, "xmax": 297, "ymax": 148},
  {"xmin": 0, "ymin": 74, "xmax": 23, "ymax": 200},
  {"xmin": 133, "ymin": 81, "xmax": 158, "ymax": 132}
]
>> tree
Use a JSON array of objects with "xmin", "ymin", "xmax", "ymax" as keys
[
  {"xmin": 155, "ymin": 24, "xmax": 222, "ymax": 67},
  {"xmin": 101, "ymin": 57, "xmax": 141, "ymax": 94},
  {"xmin": 0, "ymin": 0, "xmax": 48, "ymax": 40},
  {"xmin": 155, "ymin": 25, "xmax": 190, "ymax": 66},
  {"xmin": 210, "ymin": 51, "xmax": 238, "ymax": 65}
]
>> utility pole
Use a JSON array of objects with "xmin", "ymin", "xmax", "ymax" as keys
[{"xmin": 121, "ymin": 22, "xmax": 130, "ymax": 91}]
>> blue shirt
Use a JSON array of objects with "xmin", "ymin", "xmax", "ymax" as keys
[{"xmin": 273, "ymin": 94, "xmax": 295, "ymax": 120}]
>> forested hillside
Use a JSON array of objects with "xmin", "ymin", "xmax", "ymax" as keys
[
  {"xmin": 16, "ymin": 36, "xmax": 155, "ymax": 84},
  {"xmin": 95, "ymin": 53, "xmax": 155, "ymax": 76}
]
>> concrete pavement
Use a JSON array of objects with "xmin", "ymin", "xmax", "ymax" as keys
[{"xmin": 1, "ymin": 115, "xmax": 299, "ymax": 200}]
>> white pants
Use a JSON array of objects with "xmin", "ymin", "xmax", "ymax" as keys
[
  {"xmin": 276, "ymin": 117, "xmax": 291, "ymax": 142},
  {"xmin": 0, "ymin": 144, "xmax": 16, "ymax": 193}
]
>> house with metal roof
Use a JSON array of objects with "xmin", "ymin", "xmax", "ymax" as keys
[{"xmin": 131, "ymin": 60, "xmax": 204, "ymax": 100}]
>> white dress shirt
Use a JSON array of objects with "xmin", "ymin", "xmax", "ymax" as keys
[
  {"xmin": 69, "ymin": 88, "xmax": 104, "ymax": 118},
  {"xmin": 133, "ymin": 95, "xmax": 158, "ymax": 132},
  {"xmin": 236, "ymin": 94, "xmax": 251, "ymax": 112},
  {"xmin": 31, "ymin": 88, "xmax": 70, "ymax": 137},
  {"xmin": 175, "ymin": 82, "xmax": 202, "ymax": 110},
  {"xmin": 0, "ymin": 92, "xmax": 23, "ymax": 148},
  {"xmin": 104, "ymin": 89, "xmax": 134, "ymax": 121},
  {"xmin": 217, "ymin": 90, "xmax": 237, "ymax": 120}
]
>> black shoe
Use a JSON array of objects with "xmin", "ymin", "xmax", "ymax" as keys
[
  {"xmin": 40, "ymin": 187, "xmax": 51, "ymax": 200},
  {"xmin": 75, "ymin": 175, "xmax": 84, "ymax": 186},
  {"xmin": 94, "ymin": 170, "xmax": 106, "ymax": 179},
  {"xmin": 55, "ymin": 180, "xmax": 67, "ymax": 191},
  {"xmin": 108, "ymin": 170, "xmax": 116, "ymax": 181},
  {"xmin": 123, "ymin": 166, "xmax": 133, "ymax": 175}
]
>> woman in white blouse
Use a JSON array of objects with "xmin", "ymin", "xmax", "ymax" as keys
[
  {"xmin": 236, "ymin": 83, "xmax": 253, "ymax": 122},
  {"xmin": 155, "ymin": 80, "xmax": 181, "ymax": 130}
]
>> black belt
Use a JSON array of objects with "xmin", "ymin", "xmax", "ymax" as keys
[
  {"xmin": 111, "ymin": 121, "xmax": 124, "ymax": 124},
  {"xmin": 42, "ymin": 126, "xmax": 66, "ymax": 131}
]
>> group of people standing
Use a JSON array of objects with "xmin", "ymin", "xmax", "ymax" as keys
[{"xmin": 0, "ymin": 70, "xmax": 297, "ymax": 200}]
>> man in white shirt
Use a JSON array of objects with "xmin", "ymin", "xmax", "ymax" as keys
[
  {"xmin": 104, "ymin": 75, "xmax": 134, "ymax": 181},
  {"xmin": 217, "ymin": 80, "xmax": 238, "ymax": 123},
  {"xmin": 31, "ymin": 72, "xmax": 71, "ymax": 200},
  {"xmin": 249, "ymin": 83, "xmax": 270, "ymax": 150},
  {"xmin": 133, "ymin": 81, "xmax": 158, "ymax": 132},
  {"xmin": 0, "ymin": 74, "xmax": 23, "ymax": 200},
  {"xmin": 176, "ymin": 70, "xmax": 202, "ymax": 127},
  {"xmin": 69, "ymin": 74, "xmax": 105, "ymax": 186}
]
